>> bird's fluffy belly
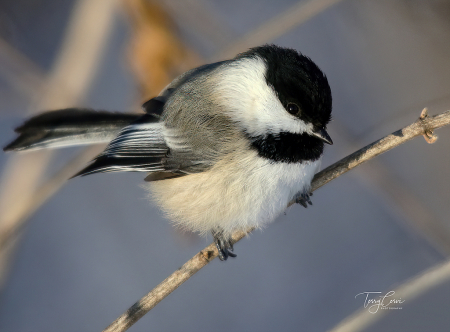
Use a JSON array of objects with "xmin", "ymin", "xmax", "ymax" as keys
[{"xmin": 148, "ymin": 150, "xmax": 320, "ymax": 237}]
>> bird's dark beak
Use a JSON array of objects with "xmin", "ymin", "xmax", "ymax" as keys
[{"xmin": 312, "ymin": 128, "xmax": 333, "ymax": 145}]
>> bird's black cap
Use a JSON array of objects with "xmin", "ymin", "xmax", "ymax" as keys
[{"xmin": 237, "ymin": 44, "xmax": 332, "ymax": 131}]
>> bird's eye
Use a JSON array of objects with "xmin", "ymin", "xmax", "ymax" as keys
[{"xmin": 287, "ymin": 103, "xmax": 300, "ymax": 115}]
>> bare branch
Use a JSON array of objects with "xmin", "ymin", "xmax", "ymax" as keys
[
  {"xmin": 103, "ymin": 230, "xmax": 248, "ymax": 332},
  {"xmin": 304, "ymin": 108, "xmax": 448, "ymax": 196},
  {"xmin": 103, "ymin": 108, "xmax": 450, "ymax": 332},
  {"xmin": 329, "ymin": 116, "xmax": 450, "ymax": 256}
]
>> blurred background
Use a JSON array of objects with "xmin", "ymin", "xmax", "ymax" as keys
[{"xmin": 1, "ymin": 0, "xmax": 450, "ymax": 331}]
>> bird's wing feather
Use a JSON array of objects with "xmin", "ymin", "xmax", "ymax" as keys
[
  {"xmin": 74, "ymin": 114, "xmax": 213, "ymax": 178},
  {"xmin": 73, "ymin": 116, "xmax": 167, "ymax": 176},
  {"xmin": 76, "ymin": 61, "xmax": 232, "ymax": 179}
]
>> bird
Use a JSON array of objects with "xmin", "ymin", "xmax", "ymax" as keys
[{"xmin": 4, "ymin": 44, "xmax": 333, "ymax": 261}]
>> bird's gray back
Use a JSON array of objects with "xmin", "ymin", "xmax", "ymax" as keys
[{"xmin": 161, "ymin": 61, "xmax": 245, "ymax": 172}]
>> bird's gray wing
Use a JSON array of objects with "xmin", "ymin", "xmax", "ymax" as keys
[
  {"xmin": 74, "ymin": 111, "xmax": 216, "ymax": 180},
  {"xmin": 75, "ymin": 61, "xmax": 235, "ymax": 180}
]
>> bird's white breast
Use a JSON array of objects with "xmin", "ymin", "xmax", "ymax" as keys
[{"xmin": 148, "ymin": 147, "xmax": 320, "ymax": 237}]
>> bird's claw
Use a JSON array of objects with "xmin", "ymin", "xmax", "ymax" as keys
[
  {"xmin": 212, "ymin": 230, "xmax": 237, "ymax": 261},
  {"xmin": 295, "ymin": 191, "xmax": 313, "ymax": 208}
]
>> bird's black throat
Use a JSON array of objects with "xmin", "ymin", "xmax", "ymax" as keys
[{"xmin": 247, "ymin": 132, "xmax": 324, "ymax": 163}]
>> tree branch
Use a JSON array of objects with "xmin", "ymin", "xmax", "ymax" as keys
[{"xmin": 103, "ymin": 108, "xmax": 450, "ymax": 332}]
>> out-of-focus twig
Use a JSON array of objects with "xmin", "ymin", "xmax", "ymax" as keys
[
  {"xmin": 0, "ymin": 145, "xmax": 104, "ymax": 251},
  {"xmin": 0, "ymin": 0, "xmax": 198, "ymax": 274},
  {"xmin": 330, "ymin": 257, "xmax": 450, "ymax": 332},
  {"xmin": 103, "ymin": 108, "xmax": 450, "ymax": 332},
  {"xmin": 215, "ymin": 0, "xmax": 346, "ymax": 60},
  {"xmin": 0, "ymin": 37, "xmax": 45, "ymax": 102},
  {"xmin": 0, "ymin": 0, "xmax": 119, "ymax": 287},
  {"xmin": 161, "ymin": 0, "xmax": 236, "ymax": 49},
  {"xmin": 123, "ymin": 0, "xmax": 200, "ymax": 98}
]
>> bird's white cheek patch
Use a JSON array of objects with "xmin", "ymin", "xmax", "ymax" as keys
[{"xmin": 213, "ymin": 57, "xmax": 314, "ymax": 137}]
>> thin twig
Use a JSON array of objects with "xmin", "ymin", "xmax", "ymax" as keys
[
  {"xmin": 103, "ymin": 230, "xmax": 248, "ymax": 332},
  {"xmin": 330, "ymin": 118, "xmax": 450, "ymax": 256},
  {"xmin": 304, "ymin": 108, "xmax": 449, "ymax": 195},
  {"xmin": 103, "ymin": 108, "xmax": 450, "ymax": 332}
]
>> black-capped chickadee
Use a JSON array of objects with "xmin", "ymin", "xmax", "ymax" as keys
[{"xmin": 4, "ymin": 45, "xmax": 332, "ymax": 261}]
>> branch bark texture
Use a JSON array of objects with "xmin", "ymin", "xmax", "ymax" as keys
[
  {"xmin": 103, "ymin": 109, "xmax": 450, "ymax": 332},
  {"xmin": 306, "ymin": 108, "xmax": 448, "ymax": 195}
]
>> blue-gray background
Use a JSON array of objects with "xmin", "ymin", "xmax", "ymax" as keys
[{"xmin": 1, "ymin": 0, "xmax": 450, "ymax": 331}]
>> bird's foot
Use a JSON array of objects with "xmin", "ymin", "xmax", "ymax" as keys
[
  {"xmin": 295, "ymin": 191, "xmax": 313, "ymax": 208},
  {"xmin": 212, "ymin": 229, "xmax": 237, "ymax": 261}
]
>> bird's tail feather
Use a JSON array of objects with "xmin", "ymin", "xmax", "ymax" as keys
[{"xmin": 3, "ymin": 108, "xmax": 141, "ymax": 151}]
